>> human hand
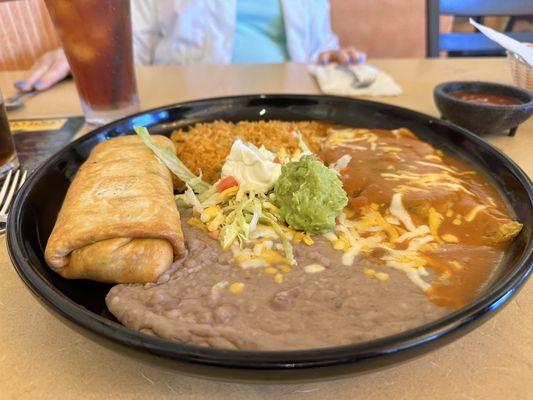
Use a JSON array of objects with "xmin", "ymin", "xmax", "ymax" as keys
[
  {"xmin": 15, "ymin": 48, "xmax": 70, "ymax": 92},
  {"xmin": 317, "ymin": 47, "xmax": 367, "ymax": 65}
]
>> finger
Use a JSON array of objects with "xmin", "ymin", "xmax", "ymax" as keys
[
  {"xmin": 337, "ymin": 50, "xmax": 351, "ymax": 66},
  {"xmin": 317, "ymin": 51, "xmax": 333, "ymax": 65},
  {"xmin": 340, "ymin": 47, "xmax": 367, "ymax": 65},
  {"xmin": 355, "ymin": 51, "xmax": 367, "ymax": 64},
  {"xmin": 343, "ymin": 49, "xmax": 358, "ymax": 64},
  {"xmin": 33, "ymin": 56, "xmax": 70, "ymax": 90},
  {"xmin": 14, "ymin": 80, "xmax": 30, "ymax": 92},
  {"xmin": 22, "ymin": 60, "xmax": 52, "ymax": 91}
]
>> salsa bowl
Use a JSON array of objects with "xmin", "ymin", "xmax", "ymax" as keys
[{"xmin": 433, "ymin": 81, "xmax": 533, "ymax": 136}]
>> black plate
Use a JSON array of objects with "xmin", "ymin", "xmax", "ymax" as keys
[{"xmin": 7, "ymin": 95, "xmax": 533, "ymax": 381}]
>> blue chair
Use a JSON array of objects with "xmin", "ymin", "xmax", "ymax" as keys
[{"xmin": 427, "ymin": 0, "xmax": 533, "ymax": 57}]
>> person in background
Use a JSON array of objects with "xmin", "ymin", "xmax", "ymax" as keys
[
  {"xmin": 0, "ymin": 0, "xmax": 61, "ymax": 89},
  {"xmin": 15, "ymin": 0, "xmax": 365, "ymax": 93}
]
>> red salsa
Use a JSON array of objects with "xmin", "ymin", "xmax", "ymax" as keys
[{"xmin": 452, "ymin": 91, "xmax": 521, "ymax": 106}]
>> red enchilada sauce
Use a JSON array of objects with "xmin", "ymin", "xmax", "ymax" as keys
[
  {"xmin": 452, "ymin": 91, "xmax": 521, "ymax": 106},
  {"xmin": 320, "ymin": 128, "xmax": 522, "ymax": 308}
]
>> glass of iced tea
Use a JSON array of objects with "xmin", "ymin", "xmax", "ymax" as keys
[
  {"xmin": 44, "ymin": 0, "xmax": 140, "ymax": 125},
  {"xmin": 0, "ymin": 90, "xmax": 19, "ymax": 178}
]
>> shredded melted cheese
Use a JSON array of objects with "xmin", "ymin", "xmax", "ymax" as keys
[{"xmin": 390, "ymin": 193, "xmax": 416, "ymax": 231}]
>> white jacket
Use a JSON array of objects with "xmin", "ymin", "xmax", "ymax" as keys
[{"xmin": 132, "ymin": 0, "xmax": 340, "ymax": 65}]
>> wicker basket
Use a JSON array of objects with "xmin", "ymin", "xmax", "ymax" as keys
[{"xmin": 507, "ymin": 43, "xmax": 533, "ymax": 92}]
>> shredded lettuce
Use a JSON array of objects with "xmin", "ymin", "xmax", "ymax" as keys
[
  {"xmin": 216, "ymin": 190, "xmax": 296, "ymax": 263},
  {"xmin": 292, "ymin": 129, "xmax": 313, "ymax": 156},
  {"xmin": 134, "ymin": 126, "xmax": 211, "ymax": 193},
  {"xmin": 220, "ymin": 222, "xmax": 239, "ymax": 249},
  {"xmin": 219, "ymin": 196, "xmax": 253, "ymax": 249},
  {"xmin": 262, "ymin": 214, "xmax": 295, "ymax": 265},
  {"xmin": 198, "ymin": 185, "xmax": 218, "ymax": 203},
  {"xmin": 199, "ymin": 190, "xmax": 219, "ymax": 208},
  {"xmin": 184, "ymin": 184, "xmax": 204, "ymax": 213},
  {"xmin": 249, "ymin": 200, "xmax": 262, "ymax": 232},
  {"xmin": 220, "ymin": 211, "xmax": 250, "ymax": 249}
]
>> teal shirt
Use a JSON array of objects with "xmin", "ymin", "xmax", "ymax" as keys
[{"xmin": 232, "ymin": 0, "xmax": 290, "ymax": 63}]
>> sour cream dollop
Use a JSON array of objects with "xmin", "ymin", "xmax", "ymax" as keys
[{"xmin": 221, "ymin": 139, "xmax": 281, "ymax": 193}]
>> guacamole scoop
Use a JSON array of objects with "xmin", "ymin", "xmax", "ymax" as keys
[{"xmin": 274, "ymin": 155, "xmax": 348, "ymax": 234}]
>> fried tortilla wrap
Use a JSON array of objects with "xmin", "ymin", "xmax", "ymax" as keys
[{"xmin": 45, "ymin": 135, "xmax": 185, "ymax": 283}]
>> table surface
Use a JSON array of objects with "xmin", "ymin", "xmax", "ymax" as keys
[{"xmin": 0, "ymin": 58, "xmax": 531, "ymax": 400}]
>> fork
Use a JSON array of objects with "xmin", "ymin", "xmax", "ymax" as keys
[
  {"xmin": 5, "ymin": 90, "xmax": 38, "ymax": 111},
  {"xmin": 336, "ymin": 65, "xmax": 376, "ymax": 89},
  {"xmin": 0, "ymin": 169, "xmax": 28, "ymax": 234}
]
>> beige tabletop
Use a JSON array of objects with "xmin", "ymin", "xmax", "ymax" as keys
[{"xmin": 0, "ymin": 58, "xmax": 531, "ymax": 400}]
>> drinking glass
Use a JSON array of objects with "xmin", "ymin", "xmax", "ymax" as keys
[
  {"xmin": 0, "ymin": 90, "xmax": 19, "ymax": 178},
  {"xmin": 44, "ymin": 0, "xmax": 140, "ymax": 126}
]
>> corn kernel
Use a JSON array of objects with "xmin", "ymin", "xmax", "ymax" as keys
[
  {"xmin": 442, "ymin": 233, "xmax": 459, "ymax": 243},
  {"xmin": 452, "ymin": 218, "xmax": 462, "ymax": 225},
  {"xmin": 363, "ymin": 267, "xmax": 376, "ymax": 276},
  {"xmin": 293, "ymin": 232, "xmax": 304, "ymax": 243},
  {"xmin": 279, "ymin": 265, "xmax": 292, "ymax": 273},
  {"xmin": 200, "ymin": 205, "xmax": 221, "ymax": 222},
  {"xmin": 324, "ymin": 232, "xmax": 338, "ymax": 241},
  {"xmin": 332, "ymin": 240, "xmax": 345, "ymax": 250},
  {"xmin": 262, "ymin": 249, "xmax": 286, "ymax": 264},
  {"xmin": 338, "ymin": 233, "xmax": 350, "ymax": 245},
  {"xmin": 274, "ymin": 273, "xmax": 283, "ymax": 284},
  {"xmin": 228, "ymin": 282, "xmax": 245, "ymax": 294},
  {"xmin": 216, "ymin": 186, "xmax": 239, "ymax": 201},
  {"xmin": 304, "ymin": 264, "xmax": 325, "ymax": 273},
  {"xmin": 207, "ymin": 213, "xmax": 224, "ymax": 231},
  {"xmin": 445, "ymin": 209, "xmax": 454, "ymax": 218},
  {"xmin": 187, "ymin": 217, "xmax": 206, "ymax": 231},
  {"xmin": 375, "ymin": 272, "xmax": 390, "ymax": 281},
  {"xmin": 264, "ymin": 267, "xmax": 278, "ymax": 275},
  {"xmin": 302, "ymin": 235, "xmax": 314, "ymax": 246}
]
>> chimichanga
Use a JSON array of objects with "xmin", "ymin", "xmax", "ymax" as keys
[{"xmin": 45, "ymin": 135, "xmax": 185, "ymax": 283}]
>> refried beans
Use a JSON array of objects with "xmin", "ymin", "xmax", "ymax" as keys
[{"xmin": 106, "ymin": 209, "xmax": 447, "ymax": 350}]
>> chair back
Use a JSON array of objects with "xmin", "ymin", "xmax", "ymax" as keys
[{"xmin": 427, "ymin": 0, "xmax": 533, "ymax": 57}]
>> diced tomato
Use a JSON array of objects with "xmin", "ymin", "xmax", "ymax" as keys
[
  {"xmin": 208, "ymin": 230, "xmax": 220, "ymax": 239},
  {"xmin": 273, "ymin": 156, "xmax": 281, "ymax": 164},
  {"xmin": 217, "ymin": 176, "xmax": 239, "ymax": 192}
]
